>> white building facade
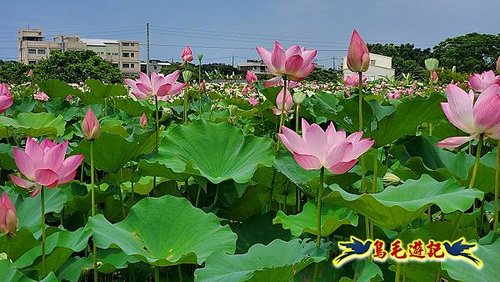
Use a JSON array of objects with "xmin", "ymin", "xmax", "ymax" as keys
[{"xmin": 342, "ymin": 53, "xmax": 395, "ymax": 81}]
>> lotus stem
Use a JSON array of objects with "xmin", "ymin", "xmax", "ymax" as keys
[
  {"xmin": 90, "ymin": 140, "xmax": 98, "ymax": 281},
  {"xmin": 276, "ymin": 75, "xmax": 288, "ymax": 151},
  {"xmin": 395, "ymin": 262, "xmax": 401, "ymax": 282},
  {"xmin": 316, "ymin": 167, "xmax": 325, "ymax": 247},
  {"xmin": 155, "ymin": 266, "xmax": 160, "ymax": 282},
  {"xmin": 183, "ymin": 89, "xmax": 188, "ymax": 124},
  {"xmin": 198, "ymin": 61, "xmax": 203, "ymax": 116},
  {"xmin": 358, "ymin": 71, "xmax": 371, "ymax": 240},
  {"xmin": 177, "ymin": 265, "xmax": 183, "ymax": 282},
  {"xmin": 295, "ymin": 104, "xmax": 300, "ymax": 132},
  {"xmin": 40, "ymin": 186, "xmax": 46, "ymax": 278},
  {"xmin": 494, "ymin": 141, "xmax": 500, "ymax": 231},
  {"xmin": 195, "ymin": 186, "xmax": 202, "ymax": 207}
]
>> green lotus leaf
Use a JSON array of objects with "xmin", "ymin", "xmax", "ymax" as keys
[
  {"xmin": 14, "ymin": 188, "xmax": 67, "ymax": 230},
  {"xmin": 37, "ymin": 79, "xmax": 83, "ymax": 99},
  {"xmin": 0, "ymin": 112, "xmax": 66, "ymax": 138},
  {"xmin": 442, "ymin": 236, "xmax": 500, "ymax": 282},
  {"xmin": 324, "ymin": 175, "xmax": 483, "ymax": 229},
  {"xmin": 194, "ymin": 239, "xmax": 328, "ymax": 282},
  {"xmin": 370, "ymin": 93, "xmax": 445, "ymax": 147},
  {"xmin": 73, "ymin": 131, "xmax": 156, "ymax": 172},
  {"xmin": 152, "ymin": 120, "xmax": 274, "ymax": 184},
  {"xmin": 88, "ymin": 195, "xmax": 237, "ymax": 266},
  {"xmin": 273, "ymin": 202, "xmax": 358, "ymax": 237},
  {"xmin": 0, "ymin": 259, "xmax": 57, "ymax": 282}
]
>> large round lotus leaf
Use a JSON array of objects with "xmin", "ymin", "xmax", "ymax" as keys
[
  {"xmin": 87, "ymin": 195, "xmax": 237, "ymax": 266},
  {"xmin": 273, "ymin": 201, "xmax": 358, "ymax": 237},
  {"xmin": 442, "ymin": 236, "xmax": 500, "ymax": 282},
  {"xmin": 152, "ymin": 120, "xmax": 274, "ymax": 184},
  {"xmin": 0, "ymin": 112, "xmax": 66, "ymax": 138},
  {"xmin": 0, "ymin": 259, "xmax": 57, "ymax": 282},
  {"xmin": 73, "ymin": 131, "xmax": 156, "ymax": 172},
  {"xmin": 194, "ymin": 239, "xmax": 328, "ymax": 282},
  {"xmin": 324, "ymin": 175, "xmax": 483, "ymax": 229}
]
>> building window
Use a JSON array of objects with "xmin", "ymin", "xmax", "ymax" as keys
[
  {"xmin": 122, "ymin": 43, "xmax": 129, "ymax": 46},
  {"xmin": 122, "ymin": 63, "xmax": 130, "ymax": 68},
  {"xmin": 28, "ymin": 49, "xmax": 37, "ymax": 54},
  {"xmin": 130, "ymin": 63, "xmax": 135, "ymax": 68},
  {"xmin": 114, "ymin": 53, "xmax": 118, "ymax": 55},
  {"xmin": 112, "ymin": 63, "xmax": 118, "ymax": 67},
  {"xmin": 370, "ymin": 60, "xmax": 376, "ymax": 66},
  {"xmin": 37, "ymin": 49, "xmax": 46, "ymax": 54},
  {"xmin": 130, "ymin": 53, "xmax": 135, "ymax": 57},
  {"xmin": 28, "ymin": 61, "xmax": 36, "ymax": 64},
  {"xmin": 122, "ymin": 53, "xmax": 129, "ymax": 57}
]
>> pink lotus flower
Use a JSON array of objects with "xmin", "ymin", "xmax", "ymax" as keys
[
  {"xmin": 82, "ymin": 108, "xmax": 100, "ymax": 140},
  {"xmin": 124, "ymin": 71, "xmax": 185, "ymax": 100},
  {"xmin": 65, "ymin": 95, "xmax": 74, "ymax": 103},
  {"xmin": 27, "ymin": 69, "xmax": 33, "ymax": 77},
  {"xmin": 140, "ymin": 113, "xmax": 148, "ymax": 128},
  {"xmin": 437, "ymin": 84, "xmax": 500, "ymax": 149},
  {"xmin": 272, "ymin": 87, "xmax": 294, "ymax": 115},
  {"xmin": 181, "ymin": 46, "xmax": 193, "ymax": 62},
  {"xmin": 468, "ymin": 71, "xmax": 500, "ymax": 93},
  {"xmin": 278, "ymin": 119, "xmax": 374, "ymax": 174},
  {"xmin": 0, "ymin": 83, "xmax": 13, "ymax": 114},
  {"xmin": 248, "ymin": 97, "xmax": 259, "ymax": 107},
  {"xmin": 256, "ymin": 41, "xmax": 317, "ymax": 81},
  {"xmin": 347, "ymin": 30, "xmax": 370, "ymax": 73},
  {"xmin": 0, "ymin": 192, "xmax": 17, "ymax": 236},
  {"xmin": 387, "ymin": 91, "xmax": 402, "ymax": 100},
  {"xmin": 10, "ymin": 138, "xmax": 84, "ymax": 197},
  {"xmin": 246, "ymin": 70, "xmax": 258, "ymax": 85},
  {"xmin": 344, "ymin": 73, "xmax": 367, "ymax": 88},
  {"xmin": 34, "ymin": 91, "xmax": 49, "ymax": 101},
  {"xmin": 263, "ymin": 77, "xmax": 299, "ymax": 88}
]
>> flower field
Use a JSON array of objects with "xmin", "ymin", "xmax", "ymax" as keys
[{"xmin": 0, "ymin": 30, "xmax": 500, "ymax": 282}]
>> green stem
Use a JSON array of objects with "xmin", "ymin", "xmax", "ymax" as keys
[
  {"xmin": 213, "ymin": 184, "xmax": 220, "ymax": 206},
  {"xmin": 131, "ymin": 181, "xmax": 135, "ymax": 203},
  {"xmin": 195, "ymin": 186, "xmax": 202, "ymax": 207},
  {"xmin": 155, "ymin": 266, "xmax": 160, "ymax": 282},
  {"xmin": 6, "ymin": 236, "xmax": 11, "ymax": 259},
  {"xmin": 358, "ymin": 72, "xmax": 370, "ymax": 240},
  {"xmin": 177, "ymin": 265, "xmax": 183, "ymax": 282},
  {"xmin": 295, "ymin": 104, "xmax": 300, "ymax": 132},
  {"xmin": 316, "ymin": 167, "xmax": 325, "ymax": 247},
  {"xmin": 275, "ymin": 76, "xmax": 287, "ymax": 151},
  {"xmin": 198, "ymin": 60, "xmax": 203, "ymax": 116},
  {"xmin": 90, "ymin": 141, "xmax": 98, "ymax": 282},
  {"xmin": 183, "ymin": 89, "xmax": 188, "ymax": 124},
  {"xmin": 494, "ymin": 141, "xmax": 500, "ymax": 231},
  {"xmin": 153, "ymin": 95, "xmax": 159, "ymax": 195},
  {"xmin": 40, "ymin": 186, "xmax": 46, "ymax": 278},
  {"xmin": 395, "ymin": 263, "xmax": 401, "ymax": 282}
]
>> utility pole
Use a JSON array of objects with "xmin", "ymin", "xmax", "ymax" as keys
[
  {"xmin": 231, "ymin": 54, "xmax": 234, "ymax": 67},
  {"xmin": 332, "ymin": 57, "xmax": 335, "ymax": 69},
  {"xmin": 146, "ymin": 23, "xmax": 150, "ymax": 75}
]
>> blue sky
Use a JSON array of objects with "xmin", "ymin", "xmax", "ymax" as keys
[{"xmin": 1, "ymin": 0, "xmax": 499, "ymax": 67}]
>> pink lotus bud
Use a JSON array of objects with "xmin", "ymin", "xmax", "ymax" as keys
[
  {"xmin": 246, "ymin": 70, "xmax": 258, "ymax": 85},
  {"xmin": 272, "ymin": 87, "xmax": 294, "ymax": 115},
  {"xmin": 27, "ymin": 69, "xmax": 33, "ymax": 77},
  {"xmin": 181, "ymin": 46, "xmax": 193, "ymax": 62},
  {"xmin": 200, "ymin": 80, "xmax": 206, "ymax": 92},
  {"xmin": 248, "ymin": 97, "xmax": 259, "ymax": 107},
  {"xmin": 140, "ymin": 113, "xmax": 148, "ymax": 128},
  {"xmin": 347, "ymin": 30, "xmax": 370, "ymax": 73},
  {"xmin": 0, "ymin": 83, "xmax": 14, "ymax": 114},
  {"xmin": 431, "ymin": 71, "xmax": 439, "ymax": 83},
  {"xmin": 0, "ymin": 192, "xmax": 17, "ymax": 236},
  {"xmin": 242, "ymin": 85, "xmax": 249, "ymax": 96},
  {"xmin": 82, "ymin": 108, "xmax": 100, "ymax": 140}
]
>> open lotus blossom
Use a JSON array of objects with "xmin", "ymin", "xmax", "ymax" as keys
[
  {"xmin": 82, "ymin": 108, "xmax": 100, "ymax": 140},
  {"xmin": 10, "ymin": 138, "xmax": 84, "ymax": 197},
  {"xmin": 0, "ymin": 83, "xmax": 13, "ymax": 114},
  {"xmin": 181, "ymin": 46, "xmax": 193, "ymax": 62},
  {"xmin": 278, "ymin": 119, "xmax": 374, "ymax": 174},
  {"xmin": 263, "ymin": 77, "xmax": 299, "ymax": 88},
  {"xmin": 246, "ymin": 70, "xmax": 258, "ymax": 85},
  {"xmin": 437, "ymin": 84, "xmax": 500, "ymax": 149},
  {"xmin": 0, "ymin": 192, "xmax": 17, "ymax": 236},
  {"xmin": 124, "ymin": 71, "xmax": 185, "ymax": 100},
  {"xmin": 256, "ymin": 41, "xmax": 317, "ymax": 81},
  {"xmin": 468, "ymin": 70, "xmax": 500, "ymax": 93},
  {"xmin": 272, "ymin": 87, "xmax": 294, "ymax": 115},
  {"xmin": 347, "ymin": 29, "xmax": 370, "ymax": 73},
  {"xmin": 344, "ymin": 73, "xmax": 367, "ymax": 88},
  {"xmin": 140, "ymin": 113, "xmax": 148, "ymax": 127},
  {"xmin": 34, "ymin": 91, "xmax": 49, "ymax": 102}
]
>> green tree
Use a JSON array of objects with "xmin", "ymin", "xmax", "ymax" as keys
[
  {"xmin": 433, "ymin": 33, "xmax": 500, "ymax": 73},
  {"xmin": 0, "ymin": 60, "xmax": 32, "ymax": 84},
  {"xmin": 160, "ymin": 62, "xmax": 243, "ymax": 82},
  {"xmin": 368, "ymin": 43, "xmax": 431, "ymax": 79},
  {"xmin": 35, "ymin": 50, "xmax": 123, "ymax": 83},
  {"xmin": 304, "ymin": 68, "xmax": 340, "ymax": 83}
]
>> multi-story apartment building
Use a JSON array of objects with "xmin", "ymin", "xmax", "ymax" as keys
[
  {"xmin": 17, "ymin": 29, "xmax": 140, "ymax": 75},
  {"xmin": 237, "ymin": 60, "xmax": 269, "ymax": 75},
  {"xmin": 342, "ymin": 53, "xmax": 395, "ymax": 81}
]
